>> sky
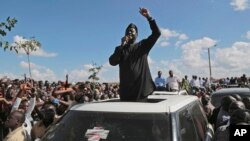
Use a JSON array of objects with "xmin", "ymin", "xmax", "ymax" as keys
[{"xmin": 1, "ymin": 0, "xmax": 250, "ymax": 83}]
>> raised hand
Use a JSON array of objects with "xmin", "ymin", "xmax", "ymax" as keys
[{"xmin": 139, "ymin": 7, "xmax": 151, "ymax": 19}]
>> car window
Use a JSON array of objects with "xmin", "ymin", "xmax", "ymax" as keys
[
  {"xmin": 42, "ymin": 111, "xmax": 171, "ymax": 141},
  {"xmin": 211, "ymin": 94, "xmax": 222, "ymax": 108},
  {"xmin": 176, "ymin": 106, "xmax": 199, "ymax": 141},
  {"xmin": 211, "ymin": 94, "xmax": 249, "ymax": 108},
  {"xmin": 190, "ymin": 101, "xmax": 208, "ymax": 141},
  {"xmin": 211, "ymin": 88, "xmax": 250, "ymax": 108}
]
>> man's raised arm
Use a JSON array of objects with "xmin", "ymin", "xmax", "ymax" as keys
[{"xmin": 140, "ymin": 7, "xmax": 161, "ymax": 52}]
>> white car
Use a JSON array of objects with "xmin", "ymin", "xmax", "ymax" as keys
[
  {"xmin": 42, "ymin": 95, "xmax": 213, "ymax": 141},
  {"xmin": 152, "ymin": 90, "xmax": 188, "ymax": 95}
]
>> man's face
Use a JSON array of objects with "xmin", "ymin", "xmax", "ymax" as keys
[
  {"xmin": 126, "ymin": 27, "xmax": 137, "ymax": 43},
  {"xmin": 5, "ymin": 112, "xmax": 18, "ymax": 129},
  {"xmin": 20, "ymin": 101, "xmax": 29, "ymax": 112},
  {"xmin": 158, "ymin": 71, "xmax": 162, "ymax": 77},
  {"xmin": 169, "ymin": 71, "xmax": 173, "ymax": 77}
]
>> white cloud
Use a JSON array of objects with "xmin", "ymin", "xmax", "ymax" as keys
[
  {"xmin": 67, "ymin": 69, "xmax": 89, "ymax": 82},
  {"xmin": 230, "ymin": 0, "xmax": 249, "ymax": 11},
  {"xmin": 147, "ymin": 37, "xmax": 218, "ymax": 80},
  {"xmin": 245, "ymin": 31, "xmax": 250, "ymax": 39},
  {"xmin": 6, "ymin": 37, "xmax": 250, "ymax": 82},
  {"xmin": 0, "ymin": 73, "xmax": 21, "ymax": 80},
  {"xmin": 179, "ymin": 34, "xmax": 188, "ymax": 40},
  {"xmin": 158, "ymin": 28, "xmax": 188, "ymax": 47},
  {"xmin": 20, "ymin": 61, "xmax": 57, "ymax": 81},
  {"xmin": 181, "ymin": 37, "xmax": 217, "ymax": 68},
  {"xmin": 148, "ymin": 56, "xmax": 155, "ymax": 65},
  {"xmin": 31, "ymin": 68, "xmax": 57, "ymax": 81},
  {"xmin": 13, "ymin": 35, "xmax": 57, "ymax": 57},
  {"xmin": 98, "ymin": 62, "xmax": 119, "ymax": 82},
  {"xmin": 30, "ymin": 48, "xmax": 57, "ymax": 57},
  {"xmin": 160, "ymin": 41, "xmax": 170, "ymax": 47},
  {"xmin": 161, "ymin": 28, "xmax": 179, "ymax": 39},
  {"xmin": 66, "ymin": 63, "xmax": 119, "ymax": 83},
  {"xmin": 215, "ymin": 42, "xmax": 250, "ymax": 69},
  {"xmin": 64, "ymin": 64, "xmax": 94, "ymax": 82},
  {"xmin": 150, "ymin": 39, "xmax": 250, "ymax": 80},
  {"xmin": 20, "ymin": 61, "xmax": 38, "ymax": 69}
]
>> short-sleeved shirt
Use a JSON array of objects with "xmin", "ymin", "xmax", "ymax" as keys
[{"xmin": 166, "ymin": 76, "xmax": 180, "ymax": 90}]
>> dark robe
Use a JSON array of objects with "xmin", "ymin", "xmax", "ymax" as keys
[{"xmin": 109, "ymin": 19, "xmax": 161, "ymax": 101}]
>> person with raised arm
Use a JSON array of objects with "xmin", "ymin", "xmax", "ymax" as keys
[{"xmin": 109, "ymin": 7, "xmax": 161, "ymax": 102}]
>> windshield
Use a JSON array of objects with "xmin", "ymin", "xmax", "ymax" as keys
[
  {"xmin": 211, "ymin": 91, "xmax": 250, "ymax": 108},
  {"xmin": 42, "ymin": 111, "xmax": 171, "ymax": 141}
]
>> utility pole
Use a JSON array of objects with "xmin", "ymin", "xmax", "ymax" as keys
[
  {"xmin": 208, "ymin": 48, "xmax": 212, "ymax": 83},
  {"xmin": 208, "ymin": 44, "xmax": 216, "ymax": 83}
]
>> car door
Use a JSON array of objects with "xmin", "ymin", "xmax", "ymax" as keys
[
  {"xmin": 190, "ymin": 101, "xmax": 214, "ymax": 141},
  {"xmin": 175, "ymin": 101, "xmax": 214, "ymax": 141},
  {"xmin": 175, "ymin": 105, "xmax": 199, "ymax": 141}
]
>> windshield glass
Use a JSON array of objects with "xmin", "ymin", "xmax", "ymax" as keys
[{"xmin": 42, "ymin": 111, "xmax": 171, "ymax": 141}]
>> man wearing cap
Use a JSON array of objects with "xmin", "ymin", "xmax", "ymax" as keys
[{"xmin": 109, "ymin": 7, "xmax": 161, "ymax": 102}]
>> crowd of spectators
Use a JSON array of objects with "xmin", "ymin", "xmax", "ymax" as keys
[
  {"xmin": 155, "ymin": 70, "xmax": 250, "ymax": 95},
  {"xmin": 154, "ymin": 70, "xmax": 250, "ymax": 141},
  {"xmin": 200, "ymin": 93, "xmax": 250, "ymax": 141},
  {"xmin": 1, "ymin": 72, "xmax": 250, "ymax": 141},
  {"xmin": 0, "ymin": 77, "xmax": 119, "ymax": 140}
]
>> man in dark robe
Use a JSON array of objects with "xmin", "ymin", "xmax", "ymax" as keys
[{"xmin": 109, "ymin": 7, "xmax": 161, "ymax": 102}]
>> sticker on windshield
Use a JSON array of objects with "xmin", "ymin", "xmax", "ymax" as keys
[{"xmin": 85, "ymin": 127, "xmax": 109, "ymax": 141}]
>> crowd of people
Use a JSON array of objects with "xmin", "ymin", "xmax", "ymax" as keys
[
  {"xmin": 0, "ymin": 77, "xmax": 120, "ymax": 141},
  {"xmin": 201, "ymin": 93, "xmax": 250, "ymax": 141},
  {"xmin": 0, "ymin": 73, "xmax": 250, "ymax": 140},
  {"xmin": 154, "ymin": 70, "xmax": 250, "ymax": 140},
  {"xmin": 155, "ymin": 70, "xmax": 212, "ymax": 95},
  {"xmin": 155, "ymin": 70, "xmax": 250, "ymax": 94}
]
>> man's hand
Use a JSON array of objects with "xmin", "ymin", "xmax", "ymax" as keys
[
  {"xmin": 49, "ymin": 95, "xmax": 55, "ymax": 102},
  {"xmin": 121, "ymin": 35, "xmax": 129, "ymax": 46},
  {"xmin": 139, "ymin": 7, "xmax": 151, "ymax": 19},
  {"xmin": 29, "ymin": 88, "xmax": 37, "ymax": 98}
]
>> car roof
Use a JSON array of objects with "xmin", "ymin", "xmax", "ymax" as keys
[
  {"xmin": 152, "ymin": 90, "xmax": 188, "ymax": 95},
  {"xmin": 70, "ymin": 95, "xmax": 197, "ymax": 113},
  {"xmin": 212, "ymin": 88, "xmax": 250, "ymax": 95}
]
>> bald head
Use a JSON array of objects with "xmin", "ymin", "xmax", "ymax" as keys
[
  {"xmin": 229, "ymin": 101, "xmax": 246, "ymax": 115},
  {"xmin": 221, "ymin": 96, "xmax": 237, "ymax": 112},
  {"xmin": 230, "ymin": 109, "xmax": 250, "ymax": 125},
  {"xmin": 14, "ymin": 110, "xmax": 25, "ymax": 124},
  {"xmin": 169, "ymin": 70, "xmax": 173, "ymax": 77},
  {"xmin": 5, "ymin": 110, "xmax": 25, "ymax": 130}
]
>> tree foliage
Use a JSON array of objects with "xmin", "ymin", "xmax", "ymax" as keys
[
  {"xmin": 0, "ymin": 17, "xmax": 18, "ymax": 50},
  {"xmin": 0, "ymin": 17, "xmax": 41, "ymax": 79},
  {"xmin": 88, "ymin": 62, "xmax": 103, "ymax": 82},
  {"xmin": 12, "ymin": 37, "xmax": 41, "ymax": 78},
  {"xmin": 13, "ymin": 37, "xmax": 41, "ymax": 54}
]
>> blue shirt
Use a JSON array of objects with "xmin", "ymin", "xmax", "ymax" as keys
[{"xmin": 155, "ymin": 77, "xmax": 166, "ymax": 87}]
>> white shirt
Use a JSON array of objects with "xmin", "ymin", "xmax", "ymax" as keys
[
  {"xmin": 190, "ymin": 79, "xmax": 200, "ymax": 88},
  {"xmin": 11, "ymin": 97, "xmax": 36, "ymax": 137},
  {"xmin": 166, "ymin": 76, "xmax": 180, "ymax": 90}
]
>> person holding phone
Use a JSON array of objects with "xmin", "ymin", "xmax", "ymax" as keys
[{"xmin": 109, "ymin": 7, "xmax": 161, "ymax": 102}]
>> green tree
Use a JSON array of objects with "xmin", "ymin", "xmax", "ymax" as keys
[
  {"xmin": 1, "ymin": 17, "xmax": 41, "ymax": 79},
  {"xmin": 0, "ymin": 17, "xmax": 18, "ymax": 50},
  {"xmin": 12, "ymin": 37, "xmax": 41, "ymax": 78},
  {"xmin": 88, "ymin": 62, "xmax": 103, "ymax": 84}
]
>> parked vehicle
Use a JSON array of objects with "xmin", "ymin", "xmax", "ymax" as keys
[
  {"xmin": 211, "ymin": 87, "xmax": 250, "ymax": 108},
  {"xmin": 42, "ymin": 95, "xmax": 213, "ymax": 141}
]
